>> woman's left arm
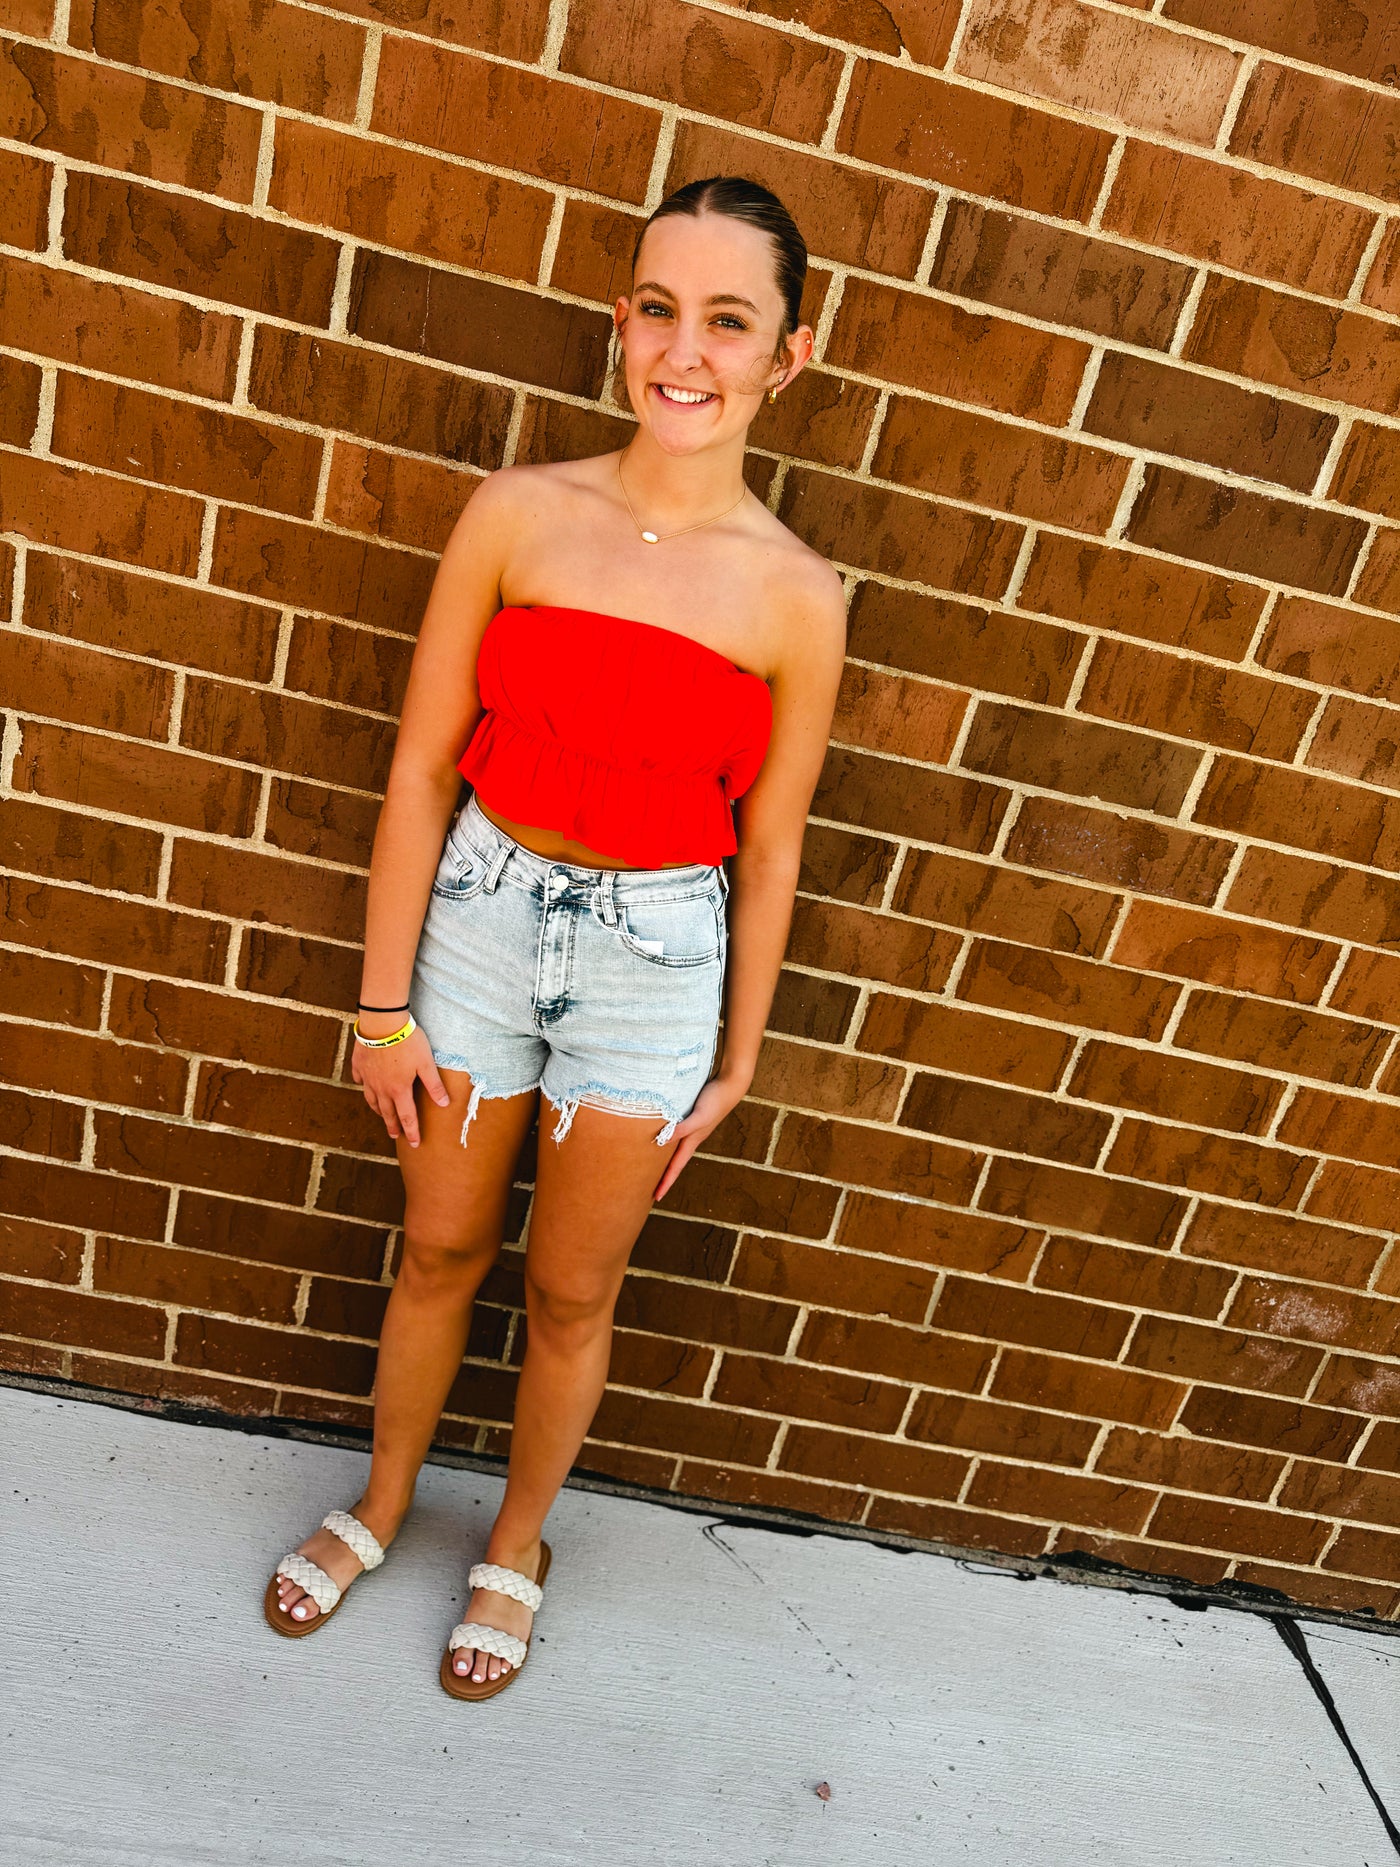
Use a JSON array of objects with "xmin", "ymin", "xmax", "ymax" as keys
[{"xmin": 653, "ymin": 563, "xmax": 848, "ymax": 1199}]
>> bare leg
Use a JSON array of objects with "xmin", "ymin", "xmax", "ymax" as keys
[
  {"xmin": 450, "ymin": 1099, "xmax": 678, "ymax": 1682},
  {"xmin": 274, "ymin": 1067, "xmax": 538, "ymax": 1624}
]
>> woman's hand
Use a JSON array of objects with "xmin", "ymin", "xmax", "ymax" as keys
[
  {"xmin": 352, "ymin": 1023, "xmax": 451, "ymax": 1148},
  {"xmin": 652, "ymin": 1070, "xmax": 751, "ymax": 1202}
]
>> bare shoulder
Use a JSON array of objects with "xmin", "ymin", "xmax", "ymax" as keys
[{"xmin": 755, "ymin": 516, "xmax": 847, "ymax": 680}]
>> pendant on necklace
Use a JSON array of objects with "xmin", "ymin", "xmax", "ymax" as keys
[{"xmin": 641, "ymin": 530, "xmax": 659, "ymax": 544}]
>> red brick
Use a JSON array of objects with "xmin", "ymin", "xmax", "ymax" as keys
[
  {"xmin": 0, "ymin": 1278, "xmax": 165, "ymax": 1358},
  {"xmin": 1186, "ymin": 275, "xmax": 1400, "ymax": 420},
  {"xmin": 1362, "ymin": 221, "xmax": 1400, "ymax": 317},
  {"xmin": 1082, "ymin": 638, "xmax": 1321, "ymax": 761},
  {"xmin": 1017, "ymin": 533, "xmax": 1265, "ymax": 659},
  {"xmin": 168, "ymin": 840, "xmax": 367, "ymax": 944},
  {"xmin": 1071, "ymin": 1041, "xmax": 1280, "ymax": 1135},
  {"xmin": 930, "ymin": 198, "xmax": 1193, "ymax": 350},
  {"xmin": 590, "ymin": 1390, "xmax": 777, "ymax": 1466},
  {"xmin": 0, "ymin": 949, "xmax": 103, "ymax": 1029},
  {"xmin": 1327, "ymin": 948, "xmax": 1400, "ymax": 1025},
  {"xmin": 95, "ymin": 1109, "xmax": 312, "ymax": 1205},
  {"xmin": 1307, "ymin": 1161, "xmax": 1400, "ymax": 1235},
  {"xmin": 1182, "ymin": 1384, "xmax": 1363, "ymax": 1463},
  {"xmin": 832, "ymin": 664, "xmax": 966, "ymax": 765},
  {"xmin": 323, "ymin": 442, "xmax": 479, "ymax": 555},
  {"xmin": 238, "ymin": 927, "xmax": 359, "ymax": 1013},
  {"xmin": 991, "ymin": 1346, "xmax": 1184, "ymax": 1429},
  {"xmin": 1354, "ymin": 529, "xmax": 1400, "ymax": 616},
  {"xmin": 981, "ymin": 1157, "xmax": 1186, "ymax": 1248},
  {"xmin": 1146, "ymin": 1492, "xmax": 1328, "ymax": 1565},
  {"xmin": 1112, "ymin": 900, "xmax": 1341, "ymax": 1004},
  {"xmin": 0, "ymin": 1017, "xmax": 186, "ymax": 1114},
  {"xmin": 958, "ymin": 938, "xmax": 1181, "ymax": 1041},
  {"xmin": 867, "ymin": 1496, "xmax": 1051, "ymax": 1556},
  {"xmin": 3, "ymin": 631, "xmax": 173, "ymax": 740},
  {"xmin": 176, "ymin": 1311, "xmax": 376, "ymax": 1394},
  {"xmin": 1187, "ymin": 1205, "xmax": 1383, "ymax": 1289},
  {"xmin": 1228, "ymin": 846, "xmax": 1400, "ymax": 953},
  {"xmin": 1306, "ymin": 696, "xmax": 1400, "ymax": 791},
  {"xmin": 966, "ymin": 1462, "xmax": 1153, "ymax": 1534},
  {"xmin": 0, "ymin": 145, "xmax": 49, "ymax": 249},
  {"xmin": 1282, "ymin": 1460, "xmax": 1400, "ymax": 1535},
  {"xmin": 903, "ymin": 1073, "xmax": 1111, "ymax": 1167},
  {"xmin": 0, "ymin": 351, "xmax": 39, "ymax": 445},
  {"xmin": 1, "ymin": 874, "xmax": 229, "ymax": 984},
  {"xmin": 1103, "ymin": 142, "xmax": 1375, "ymax": 298},
  {"xmin": 857, "ymin": 993, "xmax": 1072, "ymax": 1092},
  {"xmin": 27, "ymin": 553, "xmax": 279, "ymax": 682},
  {"xmin": 1324, "ymin": 1525, "xmax": 1400, "ymax": 1584},
  {"xmin": 1106, "ymin": 1117, "xmax": 1313, "ymax": 1208},
  {"xmin": 813, "ymin": 747, "xmax": 1009, "ymax": 851},
  {"xmin": 210, "ymin": 507, "xmax": 433, "ymax": 631},
  {"xmin": 109, "ymin": 976, "xmax": 341, "ymax": 1078},
  {"xmin": 0, "ymin": 37, "xmax": 262, "ymax": 200},
  {"xmin": 0, "ymin": 1214, "xmax": 82, "ymax": 1284},
  {"xmin": 1094, "ymin": 1427, "xmax": 1284, "ymax": 1502},
  {"xmin": 663, "ymin": 1157, "xmax": 840, "ymax": 1240},
  {"xmin": 779, "ymin": 466, "xmax": 1023, "ymax": 598},
  {"xmin": 16, "ymin": 721, "xmax": 257, "ymax": 844},
  {"xmin": 264, "ymin": 779, "xmax": 379, "ymax": 869},
  {"xmin": 766, "ymin": 971, "xmax": 859, "ymax": 1047},
  {"xmin": 676, "ymin": 1461, "xmax": 866, "ymax": 1524},
  {"xmin": 1329, "ymin": 422, "xmax": 1400, "ymax": 522},
  {"xmin": 0, "ymin": 1088, "xmax": 83, "ymax": 1161},
  {"xmin": 248, "ymin": 327, "xmax": 512, "ymax": 472},
  {"xmin": 1041, "ymin": 1234, "xmax": 1229, "ymax": 1325},
  {"xmin": 1199, "ymin": 751, "xmax": 1400, "ymax": 869},
  {"xmin": 772, "ymin": 1110, "xmax": 983, "ymax": 1206},
  {"xmin": 72, "ymin": 0, "xmax": 365, "ymax": 117},
  {"xmin": 566, "ymin": 0, "xmax": 842, "ymax": 140},
  {"xmin": 270, "ymin": 118, "xmax": 551, "ymax": 280},
  {"xmin": 835, "ymin": 1194, "xmax": 1043, "ymax": 1280},
  {"xmin": 1233, "ymin": 61, "xmax": 1400, "ymax": 208},
  {"xmin": 787, "ymin": 898, "xmax": 959, "ymax": 994},
  {"xmin": 179, "ymin": 675, "xmax": 395, "ymax": 795},
  {"xmin": 796, "ymin": 1312, "xmax": 993, "ymax": 1394},
  {"xmin": 51, "ymin": 373, "xmax": 322, "ymax": 517},
  {"xmin": 963, "ymin": 700, "xmax": 1202, "ymax": 814},
  {"xmin": 1175, "ymin": 991, "xmax": 1389, "ymax": 1090},
  {"xmin": 751, "ymin": 1038, "xmax": 903, "ymax": 1125},
  {"xmin": 2, "ymin": 793, "xmax": 161, "ymax": 896},
  {"xmin": 847, "ymin": 581, "xmax": 1083, "ymax": 708},
  {"xmin": 829, "ymin": 277, "xmax": 1090, "ymax": 423},
  {"xmin": 712, "ymin": 1352, "xmax": 909, "ymax": 1434},
  {"xmin": 282, "ymin": 616, "xmax": 412, "ymax": 716},
  {"xmin": 0, "ymin": 1152, "xmax": 168, "ymax": 1236},
  {"xmin": 372, "ymin": 33, "xmax": 657, "ymax": 204},
  {"xmin": 908, "ymin": 1390, "xmax": 1097, "ymax": 1468},
  {"xmin": 838, "ymin": 60, "xmax": 1113, "ymax": 221},
  {"xmin": 730, "ymin": 1234, "xmax": 933, "ymax": 1324},
  {"xmin": 1163, "ymin": 0, "xmax": 1400, "ymax": 90},
  {"xmin": 664, "ymin": 117, "xmax": 931, "ymax": 279},
  {"xmin": 94, "ymin": 1236, "xmax": 299, "ymax": 1323},
  {"xmin": 895, "ymin": 850, "xmax": 1122, "ymax": 957},
  {"xmin": 1127, "ymin": 463, "xmax": 1367, "ymax": 598},
  {"xmin": 1124, "ymin": 1312, "xmax": 1322, "ymax": 1397},
  {"xmin": 0, "ymin": 453, "xmax": 202, "ymax": 574},
  {"xmin": 1004, "ymin": 796, "xmax": 1233, "ymax": 907},
  {"xmin": 173, "ymin": 1190, "xmax": 386, "ymax": 1281},
  {"xmin": 782, "ymin": 1423, "xmax": 971, "ymax": 1502},
  {"xmin": 64, "ymin": 172, "xmax": 339, "ymax": 321},
  {"xmin": 1279, "ymin": 1088, "xmax": 1400, "ymax": 1179},
  {"xmin": 1256, "ymin": 594, "xmax": 1400, "ymax": 701},
  {"xmin": 612, "ymin": 1276, "xmax": 796, "ymax": 1356},
  {"xmin": 875, "ymin": 397, "xmax": 1129, "ymax": 533},
  {"xmin": 1306, "ymin": 1354, "xmax": 1400, "ymax": 1418}
]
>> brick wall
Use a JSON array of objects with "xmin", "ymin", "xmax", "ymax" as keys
[{"xmin": 5, "ymin": 0, "xmax": 1400, "ymax": 1622}]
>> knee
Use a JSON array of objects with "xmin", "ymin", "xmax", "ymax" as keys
[
  {"xmin": 524, "ymin": 1267, "xmax": 617, "ymax": 1345},
  {"xmin": 398, "ymin": 1223, "xmax": 498, "ymax": 1299}
]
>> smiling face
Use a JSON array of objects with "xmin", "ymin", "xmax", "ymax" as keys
[{"xmin": 614, "ymin": 212, "xmax": 812, "ymax": 456}]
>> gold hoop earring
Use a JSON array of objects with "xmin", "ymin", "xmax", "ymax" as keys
[{"xmin": 768, "ymin": 386, "xmax": 779, "ymax": 404}]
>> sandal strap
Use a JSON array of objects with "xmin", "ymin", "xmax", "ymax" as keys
[
  {"xmin": 468, "ymin": 1561, "xmax": 542, "ymax": 1610},
  {"xmin": 275, "ymin": 1552, "xmax": 341, "ymax": 1613},
  {"xmin": 447, "ymin": 1621, "xmax": 527, "ymax": 1668},
  {"xmin": 321, "ymin": 1509, "xmax": 385, "ymax": 1572}
]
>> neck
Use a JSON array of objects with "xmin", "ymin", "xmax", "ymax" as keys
[{"xmin": 619, "ymin": 428, "xmax": 749, "ymax": 527}]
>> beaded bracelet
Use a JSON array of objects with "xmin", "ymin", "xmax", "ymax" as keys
[{"xmin": 353, "ymin": 1012, "xmax": 417, "ymax": 1049}]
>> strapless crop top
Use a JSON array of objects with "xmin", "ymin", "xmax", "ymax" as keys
[{"xmin": 457, "ymin": 605, "xmax": 774, "ymax": 867}]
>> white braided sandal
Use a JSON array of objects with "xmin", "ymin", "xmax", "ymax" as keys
[
  {"xmin": 263, "ymin": 1508, "xmax": 386, "ymax": 1640},
  {"xmin": 439, "ymin": 1541, "xmax": 552, "ymax": 1700}
]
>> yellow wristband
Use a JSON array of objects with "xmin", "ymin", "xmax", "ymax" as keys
[{"xmin": 353, "ymin": 1012, "xmax": 416, "ymax": 1049}]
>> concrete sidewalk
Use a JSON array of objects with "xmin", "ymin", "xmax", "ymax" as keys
[{"xmin": 3, "ymin": 1382, "xmax": 1399, "ymax": 1866}]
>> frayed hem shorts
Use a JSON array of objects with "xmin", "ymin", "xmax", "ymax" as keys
[{"xmin": 409, "ymin": 792, "xmax": 729, "ymax": 1150}]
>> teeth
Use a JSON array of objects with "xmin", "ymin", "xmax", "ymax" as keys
[{"xmin": 655, "ymin": 385, "xmax": 714, "ymax": 403}]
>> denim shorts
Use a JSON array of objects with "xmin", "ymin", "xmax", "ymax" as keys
[{"xmin": 409, "ymin": 792, "xmax": 729, "ymax": 1149}]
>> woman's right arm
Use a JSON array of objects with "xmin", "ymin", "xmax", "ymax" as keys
[{"xmin": 352, "ymin": 471, "xmax": 522, "ymax": 1146}]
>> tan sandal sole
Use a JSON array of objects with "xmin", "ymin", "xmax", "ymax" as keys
[
  {"xmin": 263, "ymin": 1571, "xmax": 347, "ymax": 1639},
  {"xmin": 439, "ymin": 1541, "xmax": 552, "ymax": 1700}
]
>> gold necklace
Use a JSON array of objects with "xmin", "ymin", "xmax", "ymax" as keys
[{"xmin": 616, "ymin": 453, "xmax": 748, "ymax": 545}]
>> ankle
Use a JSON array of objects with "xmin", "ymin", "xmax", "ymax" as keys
[
  {"xmin": 484, "ymin": 1527, "xmax": 543, "ymax": 1573},
  {"xmin": 352, "ymin": 1492, "xmax": 412, "ymax": 1544}
]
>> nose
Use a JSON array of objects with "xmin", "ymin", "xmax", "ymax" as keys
[{"xmin": 664, "ymin": 317, "xmax": 705, "ymax": 373}]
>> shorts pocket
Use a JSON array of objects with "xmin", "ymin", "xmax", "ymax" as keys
[
  {"xmin": 617, "ymin": 888, "xmax": 722, "ymax": 968},
  {"xmin": 430, "ymin": 826, "xmax": 492, "ymax": 901}
]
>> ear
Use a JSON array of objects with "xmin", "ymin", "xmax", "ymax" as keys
[
  {"xmin": 613, "ymin": 293, "xmax": 631, "ymax": 337},
  {"xmin": 772, "ymin": 322, "xmax": 816, "ymax": 393}
]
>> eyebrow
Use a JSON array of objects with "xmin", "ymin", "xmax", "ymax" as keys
[{"xmin": 633, "ymin": 281, "xmax": 762, "ymax": 314}]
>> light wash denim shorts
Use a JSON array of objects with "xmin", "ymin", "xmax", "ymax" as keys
[{"xmin": 409, "ymin": 792, "xmax": 729, "ymax": 1149}]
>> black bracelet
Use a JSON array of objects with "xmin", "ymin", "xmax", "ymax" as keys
[{"xmin": 358, "ymin": 1001, "xmax": 411, "ymax": 1013}]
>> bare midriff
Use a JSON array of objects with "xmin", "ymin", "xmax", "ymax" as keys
[{"xmin": 471, "ymin": 797, "xmax": 698, "ymax": 872}]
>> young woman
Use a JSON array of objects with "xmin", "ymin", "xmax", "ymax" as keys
[{"xmin": 262, "ymin": 176, "xmax": 847, "ymax": 1698}]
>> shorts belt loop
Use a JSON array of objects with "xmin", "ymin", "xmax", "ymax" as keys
[
  {"xmin": 716, "ymin": 861, "xmax": 730, "ymax": 899},
  {"xmin": 483, "ymin": 842, "xmax": 512, "ymax": 893},
  {"xmin": 598, "ymin": 868, "xmax": 619, "ymax": 928}
]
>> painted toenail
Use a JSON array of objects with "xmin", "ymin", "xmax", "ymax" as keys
[{"xmin": 293, "ymin": 1605, "xmax": 307, "ymax": 1618}]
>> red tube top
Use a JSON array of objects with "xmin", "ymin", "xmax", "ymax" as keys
[{"xmin": 457, "ymin": 605, "xmax": 774, "ymax": 867}]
